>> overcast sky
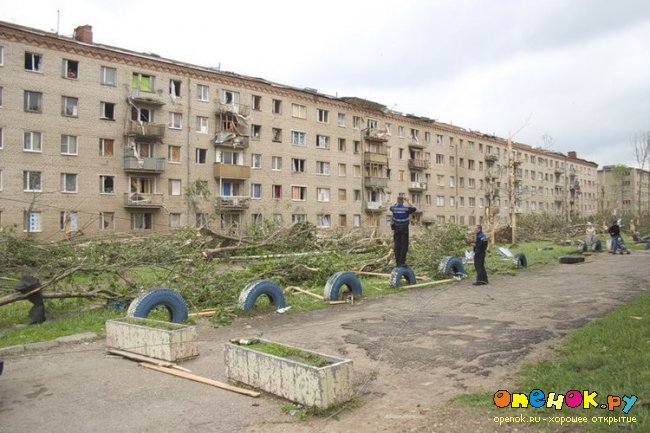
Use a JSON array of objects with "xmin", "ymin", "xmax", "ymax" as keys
[{"xmin": 5, "ymin": 0, "xmax": 650, "ymax": 168}]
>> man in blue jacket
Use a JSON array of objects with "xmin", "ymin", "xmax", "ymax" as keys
[
  {"xmin": 473, "ymin": 224, "xmax": 489, "ymax": 285},
  {"xmin": 390, "ymin": 195, "xmax": 417, "ymax": 267}
]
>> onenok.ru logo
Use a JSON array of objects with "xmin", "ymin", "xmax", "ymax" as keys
[{"xmin": 493, "ymin": 390, "xmax": 638, "ymax": 414}]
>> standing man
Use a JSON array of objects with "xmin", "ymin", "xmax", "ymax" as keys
[
  {"xmin": 473, "ymin": 224, "xmax": 489, "ymax": 285},
  {"xmin": 390, "ymin": 195, "xmax": 417, "ymax": 267}
]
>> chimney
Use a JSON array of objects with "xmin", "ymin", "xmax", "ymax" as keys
[
  {"xmin": 568, "ymin": 151, "xmax": 577, "ymax": 159},
  {"xmin": 73, "ymin": 25, "xmax": 93, "ymax": 44}
]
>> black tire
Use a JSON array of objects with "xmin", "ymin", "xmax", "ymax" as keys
[
  {"xmin": 514, "ymin": 252, "xmax": 528, "ymax": 268},
  {"xmin": 324, "ymin": 272, "xmax": 363, "ymax": 301},
  {"xmin": 559, "ymin": 255, "xmax": 585, "ymax": 264},
  {"xmin": 645, "ymin": 241, "xmax": 650, "ymax": 250},
  {"xmin": 439, "ymin": 256, "xmax": 465, "ymax": 277},
  {"xmin": 594, "ymin": 240, "xmax": 602, "ymax": 251},
  {"xmin": 238, "ymin": 280, "xmax": 286, "ymax": 312},
  {"xmin": 127, "ymin": 288, "xmax": 188, "ymax": 323},
  {"xmin": 389, "ymin": 266, "xmax": 417, "ymax": 288}
]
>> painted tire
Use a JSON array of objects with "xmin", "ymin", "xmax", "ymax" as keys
[
  {"xmin": 514, "ymin": 252, "xmax": 528, "ymax": 268},
  {"xmin": 389, "ymin": 266, "xmax": 416, "ymax": 288},
  {"xmin": 324, "ymin": 272, "xmax": 362, "ymax": 301},
  {"xmin": 559, "ymin": 255, "xmax": 585, "ymax": 264},
  {"xmin": 238, "ymin": 280, "xmax": 286, "ymax": 312},
  {"xmin": 439, "ymin": 256, "xmax": 466, "ymax": 277},
  {"xmin": 127, "ymin": 288, "xmax": 188, "ymax": 323},
  {"xmin": 594, "ymin": 240, "xmax": 602, "ymax": 251},
  {"xmin": 645, "ymin": 241, "xmax": 650, "ymax": 250}
]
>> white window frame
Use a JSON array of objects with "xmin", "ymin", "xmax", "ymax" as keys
[
  {"xmin": 291, "ymin": 130, "xmax": 306, "ymax": 146},
  {"xmin": 100, "ymin": 101, "xmax": 116, "ymax": 120},
  {"xmin": 251, "ymin": 154, "xmax": 262, "ymax": 169},
  {"xmin": 316, "ymin": 187, "xmax": 330, "ymax": 202},
  {"xmin": 317, "ymin": 214, "xmax": 331, "ymax": 228},
  {"xmin": 61, "ymin": 173, "xmax": 78, "ymax": 193},
  {"xmin": 316, "ymin": 135, "xmax": 330, "ymax": 149},
  {"xmin": 251, "ymin": 183, "xmax": 262, "ymax": 199},
  {"xmin": 24, "ymin": 211, "xmax": 42, "ymax": 232},
  {"xmin": 169, "ymin": 179, "xmax": 182, "ymax": 196},
  {"xmin": 317, "ymin": 109, "xmax": 329, "ymax": 123},
  {"xmin": 197, "ymin": 84, "xmax": 209, "ymax": 101},
  {"xmin": 25, "ymin": 52, "xmax": 43, "ymax": 72},
  {"xmin": 169, "ymin": 112, "xmax": 182, "ymax": 129},
  {"xmin": 24, "ymin": 91, "xmax": 42, "ymax": 112},
  {"xmin": 100, "ymin": 66, "xmax": 116, "ymax": 86},
  {"xmin": 23, "ymin": 131, "xmax": 43, "ymax": 152},
  {"xmin": 60, "ymin": 135, "xmax": 78, "ymax": 155},
  {"xmin": 291, "ymin": 103, "xmax": 307, "ymax": 119},
  {"xmin": 337, "ymin": 113, "xmax": 346, "ymax": 127},
  {"xmin": 196, "ymin": 116, "xmax": 209, "ymax": 134},
  {"xmin": 272, "ymin": 156, "xmax": 282, "ymax": 171},
  {"xmin": 23, "ymin": 171, "xmax": 42, "ymax": 192},
  {"xmin": 99, "ymin": 175, "xmax": 115, "ymax": 194},
  {"xmin": 62, "ymin": 96, "xmax": 79, "ymax": 117},
  {"xmin": 316, "ymin": 161, "xmax": 330, "ymax": 175},
  {"xmin": 0, "ymin": 127, "xmax": 4, "ymax": 149},
  {"xmin": 168, "ymin": 145, "xmax": 181, "ymax": 163}
]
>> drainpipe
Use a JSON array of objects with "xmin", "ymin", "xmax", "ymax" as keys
[{"xmin": 186, "ymin": 78, "xmax": 192, "ymax": 223}]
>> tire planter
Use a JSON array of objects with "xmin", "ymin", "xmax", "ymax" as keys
[
  {"xmin": 324, "ymin": 272, "xmax": 362, "ymax": 301},
  {"xmin": 559, "ymin": 255, "xmax": 585, "ymax": 264},
  {"xmin": 645, "ymin": 241, "xmax": 650, "ymax": 250},
  {"xmin": 127, "ymin": 288, "xmax": 188, "ymax": 323},
  {"xmin": 594, "ymin": 240, "xmax": 602, "ymax": 251},
  {"xmin": 513, "ymin": 252, "xmax": 528, "ymax": 268},
  {"xmin": 438, "ymin": 256, "xmax": 465, "ymax": 277},
  {"xmin": 239, "ymin": 280, "xmax": 286, "ymax": 312},
  {"xmin": 389, "ymin": 266, "xmax": 416, "ymax": 288}
]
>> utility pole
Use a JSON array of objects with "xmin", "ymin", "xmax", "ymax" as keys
[{"xmin": 508, "ymin": 134, "xmax": 517, "ymax": 244}]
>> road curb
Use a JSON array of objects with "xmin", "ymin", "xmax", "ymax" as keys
[{"xmin": 0, "ymin": 332, "xmax": 99, "ymax": 356}]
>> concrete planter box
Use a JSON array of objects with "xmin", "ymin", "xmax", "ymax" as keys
[
  {"xmin": 224, "ymin": 339, "xmax": 353, "ymax": 409},
  {"xmin": 105, "ymin": 318, "xmax": 198, "ymax": 362}
]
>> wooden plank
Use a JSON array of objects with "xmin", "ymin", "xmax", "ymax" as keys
[
  {"xmin": 285, "ymin": 286, "xmax": 325, "ymax": 301},
  {"xmin": 353, "ymin": 271, "xmax": 392, "ymax": 277},
  {"xmin": 400, "ymin": 278, "xmax": 456, "ymax": 290},
  {"xmin": 139, "ymin": 363, "xmax": 260, "ymax": 398},
  {"xmin": 188, "ymin": 309, "xmax": 217, "ymax": 318},
  {"xmin": 107, "ymin": 348, "xmax": 192, "ymax": 373}
]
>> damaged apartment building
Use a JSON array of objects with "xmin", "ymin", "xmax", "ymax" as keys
[{"xmin": 0, "ymin": 21, "xmax": 599, "ymax": 239}]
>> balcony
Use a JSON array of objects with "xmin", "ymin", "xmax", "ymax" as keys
[
  {"xmin": 408, "ymin": 181, "xmax": 427, "ymax": 192},
  {"xmin": 364, "ymin": 176, "xmax": 388, "ymax": 189},
  {"xmin": 213, "ymin": 163, "xmax": 251, "ymax": 179},
  {"xmin": 123, "ymin": 193, "xmax": 164, "ymax": 209},
  {"xmin": 125, "ymin": 121, "xmax": 166, "ymax": 140},
  {"xmin": 216, "ymin": 196, "xmax": 250, "ymax": 211},
  {"xmin": 123, "ymin": 156, "xmax": 166, "ymax": 173},
  {"xmin": 364, "ymin": 128, "xmax": 390, "ymax": 141},
  {"xmin": 408, "ymin": 140, "xmax": 424, "ymax": 149},
  {"xmin": 408, "ymin": 159, "xmax": 430, "ymax": 170},
  {"xmin": 128, "ymin": 91, "xmax": 166, "ymax": 106},
  {"xmin": 485, "ymin": 154, "xmax": 498, "ymax": 163},
  {"xmin": 554, "ymin": 166, "xmax": 564, "ymax": 175},
  {"xmin": 216, "ymin": 103, "xmax": 251, "ymax": 117},
  {"xmin": 214, "ymin": 132, "xmax": 250, "ymax": 149},
  {"xmin": 364, "ymin": 151, "xmax": 389, "ymax": 165},
  {"xmin": 365, "ymin": 201, "xmax": 387, "ymax": 213}
]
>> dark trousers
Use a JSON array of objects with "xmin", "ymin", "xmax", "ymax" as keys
[
  {"xmin": 474, "ymin": 252, "xmax": 488, "ymax": 283},
  {"xmin": 393, "ymin": 228, "xmax": 409, "ymax": 266}
]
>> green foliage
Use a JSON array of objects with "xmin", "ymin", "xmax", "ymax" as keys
[{"xmin": 409, "ymin": 223, "xmax": 469, "ymax": 277}]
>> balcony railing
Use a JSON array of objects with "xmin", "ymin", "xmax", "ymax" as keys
[
  {"xmin": 485, "ymin": 154, "xmax": 498, "ymax": 162},
  {"xmin": 214, "ymin": 132, "xmax": 250, "ymax": 148},
  {"xmin": 125, "ymin": 121, "xmax": 166, "ymax": 139},
  {"xmin": 364, "ymin": 128, "xmax": 390, "ymax": 141},
  {"xmin": 123, "ymin": 156, "xmax": 166, "ymax": 173},
  {"xmin": 215, "ymin": 196, "xmax": 250, "ymax": 210},
  {"xmin": 408, "ymin": 181, "xmax": 427, "ymax": 191},
  {"xmin": 364, "ymin": 177, "xmax": 388, "ymax": 189},
  {"xmin": 408, "ymin": 140, "xmax": 424, "ymax": 149},
  {"xmin": 365, "ymin": 201, "xmax": 386, "ymax": 213},
  {"xmin": 123, "ymin": 193, "xmax": 164, "ymax": 208},
  {"xmin": 216, "ymin": 102, "xmax": 251, "ymax": 117},
  {"xmin": 364, "ymin": 151, "xmax": 389, "ymax": 165},
  {"xmin": 213, "ymin": 163, "xmax": 251, "ymax": 179},
  {"xmin": 408, "ymin": 159, "xmax": 430, "ymax": 170}
]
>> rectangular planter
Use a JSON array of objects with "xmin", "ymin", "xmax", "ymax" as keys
[
  {"xmin": 105, "ymin": 318, "xmax": 198, "ymax": 362},
  {"xmin": 224, "ymin": 339, "xmax": 353, "ymax": 409}
]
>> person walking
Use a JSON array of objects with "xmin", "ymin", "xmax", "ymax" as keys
[
  {"xmin": 473, "ymin": 224, "xmax": 489, "ymax": 285},
  {"xmin": 608, "ymin": 219, "xmax": 630, "ymax": 254},
  {"xmin": 390, "ymin": 195, "xmax": 416, "ymax": 267}
]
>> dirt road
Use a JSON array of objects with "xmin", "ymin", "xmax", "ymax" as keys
[{"xmin": 1, "ymin": 251, "xmax": 648, "ymax": 433}]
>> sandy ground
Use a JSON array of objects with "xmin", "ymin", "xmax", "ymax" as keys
[{"xmin": 1, "ymin": 250, "xmax": 648, "ymax": 433}]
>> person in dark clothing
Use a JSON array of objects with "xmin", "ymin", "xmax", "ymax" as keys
[
  {"xmin": 390, "ymin": 195, "xmax": 417, "ymax": 267},
  {"xmin": 14, "ymin": 275, "xmax": 46, "ymax": 324},
  {"xmin": 608, "ymin": 219, "xmax": 630, "ymax": 254},
  {"xmin": 473, "ymin": 224, "xmax": 489, "ymax": 285}
]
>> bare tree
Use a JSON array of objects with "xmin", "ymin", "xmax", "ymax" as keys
[{"xmin": 632, "ymin": 132, "xmax": 650, "ymax": 215}]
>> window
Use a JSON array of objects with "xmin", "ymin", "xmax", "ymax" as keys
[
  {"xmin": 291, "ymin": 103, "xmax": 306, "ymax": 119},
  {"xmin": 168, "ymin": 145, "xmax": 181, "ymax": 163},
  {"xmin": 449, "ymin": 176, "xmax": 456, "ymax": 187},
  {"xmin": 23, "ymin": 131, "xmax": 43, "ymax": 152},
  {"xmin": 338, "ymin": 138, "xmax": 346, "ymax": 152},
  {"xmin": 63, "ymin": 59, "xmax": 79, "ymax": 79},
  {"xmin": 251, "ymin": 124, "xmax": 261, "ymax": 140},
  {"xmin": 0, "ymin": 46, "xmax": 3, "ymax": 65},
  {"xmin": 436, "ymin": 195, "xmax": 445, "ymax": 206},
  {"xmin": 61, "ymin": 173, "xmax": 77, "ymax": 193},
  {"xmin": 338, "ymin": 163, "xmax": 347, "ymax": 176},
  {"xmin": 100, "ymin": 212, "xmax": 114, "ymax": 230},
  {"xmin": 60, "ymin": 135, "xmax": 78, "ymax": 155},
  {"xmin": 252, "ymin": 95, "xmax": 262, "ymax": 110},
  {"xmin": 449, "ymin": 156, "xmax": 455, "ymax": 166},
  {"xmin": 316, "ymin": 135, "xmax": 330, "ymax": 149},
  {"xmin": 132, "ymin": 73, "xmax": 154, "ymax": 92},
  {"xmin": 169, "ymin": 213, "xmax": 181, "ymax": 229},
  {"xmin": 353, "ymin": 190, "xmax": 361, "ymax": 201},
  {"xmin": 100, "ymin": 66, "xmax": 116, "ymax": 86},
  {"xmin": 131, "ymin": 212, "xmax": 153, "ymax": 230},
  {"xmin": 100, "ymin": 175, "xmax": 115, "ymax": 193},
  {"xmin": 23, "ymin": 171, "xmax": 42, "ymax": 191},
  {"xmin": 317, "ymin": 214, "xmax": 331, "ymax": 228},
  {"xmin": 197, "ymin": 84, "xmax": 209, "ymax": 101},
  {"xmin": 25, "ymin": 52, "xmax": 43, "ymax": 72},
  {"xmin": 272, "ymin": 156, "xmax": 282, "ymax": 171},
  {"xmin": 468, "ymin": 141, "xmax": 475, "ymax": 151},
  {"xmin": 169, "ymin": 112, "xmax": 182, "ymax": 129},
  {"xmin": 316, "ymin": 161, "xmax": 330, "ymax": 175},
  {"xmin": 196, "ymin": 148, "xmax": 207, "ymax": 164},
  {"xmin": 316, "ymin": 188, "xmax": 330, "ymax": 201},
  {"xmin": 367, "ymin": 119, "xmax": 378, "ymax": 130},
  {"xmin": 272, "ymin": 184, "xmax": 282, "ymax": 198},
  {"xmin": 436, "ymin": 175, "xmax": 445, "ymax": 186},
  {"xmin": 469, "ymin": 178, "xmax": 476, "ymax": 188},
  {"xmin": 0, "ymin": 86, "xmax": 2, "ymax": 107},
  {"xmin": 169, "ymin": 79, "xmax": 181, "ymax": 98},
  {"xmin": 272, "ymin": 99, "xmax": 282, "ymax": 114},
  {"xmin": 251, "ymin": 154, "xmax": 262, "ymax": 169},
  {"xmin": 169, "ymin": 179, "xmax": 182, "ymax": 196},
  {"xmin": 24, "ymin": 91, "xmax": 43, "ymax": 112},
  {"xmin": 195, "ymin": 213, "xmax": 209, "ymax": 228},
  {"xmin": 468, "ymin": 159, "xmax": 476, "ymax": 170},
  {"xmin": 353, "ymin": 165, "xmax": 361, "ymax": 177},
  {"xmin": 292, "ymin": 214, "xmax": 307, "ymax": 223},
  {"xmin": 131, "ymin": 106, "xmax": 152, "ymax": 122},
  {"xmin": 221, "ymin": 89, "xmax": 240, "ymax": 105},
  {"xmin": 24, "ymin": 211, "xmax": 42, "ymax": 232},
  {"xmin": 272, "ymin": 128, "xmax": 282, "ymax": 142},
  {"xmin": 196, "ymin": 116, "xmax": 208, "ymax": 133},
  {"xmin": 337, "ymin": 113, "xmax": 346, "ymax": 127},
  {"xmin": 251, "ymin": 183, "xmax": 262, "ymax": 199},
  {"xmin": 337, "ymin": 188, "xmax": 347, "ymax": 201},
  {"xmin": 100, "ymin": 102, "xmax": 116, "ymax": 120},
  {"xmin": 411, "ymin": 128, "xmax": 419, "ymax": 141},
  {"xmin": 436, "ymin": 154, "xmax": 445, "ymax": 165},
  {"xmin": 0, "ymin": 127, "xmax": 3, "ymax": 149},
  {"xmin": 352, "ymin": 116, "xmax": 362, "ymax": 129},
  {"xmin": 291, "ymin": 185, "xmax": 307, "ymax": 200},
  {"xmin": 469, "ymin": 197, "xmax": 476, "ymax": 207},
  {"xmin": 317, "ymin": 109, "xmax": 329, "ymax": 123},
  {"xmin": 61, "ymin": 96, "xmax": 79, "ymax": 117},
  {"xmin": 291, "ymin": 130, "xmax": 306, "ymax": 146},
  {"xmin": 292, "ymin": 158, "xmax": 306, "ymax": 173},
  {"xmin": 398, "ymin": 126, "xmax": 405, "ymax": 137},
  {"xmin": 353, "ymin": 141, "xmax": 361, "ymax": 154},
  {"xmin": 218, "ymin": 150, "xmax": 240, "ymax": 165},
  {"xmin": 424, "ymin": 132, "xmax": 431, "ymax": 143}
]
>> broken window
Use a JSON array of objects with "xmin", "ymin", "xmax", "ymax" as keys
[
  {"xmin": 195, "ymin": 148, "xmax": 207, "ymax": 164},
  {"xmin": 24, "ymin": 211, "xmax": 42, "ymax": 232},
  {"xmin": 60, "ymin": 211, "xmax": 78, "ymax": 232},
  {"xmin": 168, "ymin": 145, "xmax": 181, "ymax": 162},
  {"xmin": 25, "ymin": 52, "xmax": 43, "ymax": 72},
  {"xmin": 100, "ymin": 102, "xmax": 116, "ymax": 120},
  {"xmin": 316, "ymin": 135, "xmax": 330, "ymax": 149},
  {"xmin": 272, "ymin": 185, "xmax": 282, "ymax": 198},
  {"xmin": 100, "ymin": 175, "xmax": 115, "ymax": 193},
  {"xmin": 252, "ymin": 95, "xmax": 262, "ymax": 110},
  {"xmin": 291, "ymin": 131, "xmax": 306, "ymax": 146},
  {"xmin": 169, "ymin": 79, "xmax": 182, "ymax": 98},
  {"xmin": 251, "ymin": 124, "xmax": 261, "ymax": 139},
  {"xmin": 272, "ymin": 99, "xmax": 282, "ymax": 114},
  {"xmin": 132, "ymin": 73, "xmax": 154, "ymax": 92},
  {"xmin": 272, "ymin": 128, "xmax": 282, "ymax": 142},
  {"xmin": 100, "ymin": 212, "xmax": 114, "ymax": 230}
]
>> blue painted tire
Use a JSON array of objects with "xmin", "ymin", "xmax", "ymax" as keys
[
  {"xmin": 439, "ymin": 256, "xmax": 465, "ymax": 277},
  {"xmin": 324, "ymin": 272, "xmax": 362, "ymax": 301},
  {"xmin": 594, "ymin": 240, "xmax": 602, "ymax": 251},
  {"xmin": 238, "ymin": 280, "xmax": 286, "ymax": 312},
  {"xmin": 645, "ymin": 241, "xmax": 650, "ymax": 250},
  {"xmin": 127, "ymin": 288, "xmax": 188, "ymax": 323},
  {"xmin": 389, "ymin": 266, "xmax": 416, "ymax": 288},
  {"xmin": 514, "ymin": 252, "xmax": 528, "ymax": 268}
]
